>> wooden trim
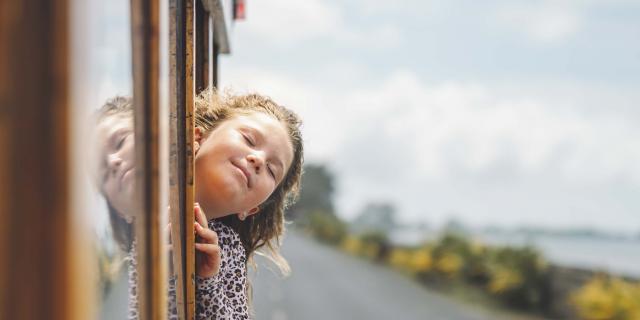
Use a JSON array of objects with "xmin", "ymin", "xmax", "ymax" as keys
[
  {"xmin": 195, "ymin": 0, "xmax": 210, "ymax": 93},
  {"xmin": 0, "ymin": 0, "xmax": 71, "ymax": 319},
  {"xmin": 0, "ymin": 85, "xmax": 7, "ymax": 318},
  {"xmin": 169, "ymin": 0, "xmax": 196, "ymax": 318},
  {"xmin": 168, "ymin": 0, "xmax": 187, "ymax": 318},
  {"xmin": 184, "ymin": 0, "xmax": 196, "ymax": 318},
  {"xmin": 131, "ymin": 0, "xmax": 165, "ymax": 318},
  {"xmin": 0, "ymin": 1, "xmax": 15, "ymax": 315},
  {"xmin": 208, "ymin": 0, "xmax": 230, "ymax": 54},
  {"xmin": 212, "ymin": 42, "xmax": 219, "ymax": 89}
]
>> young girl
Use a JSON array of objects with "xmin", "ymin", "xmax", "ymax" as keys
[
  {"xmin": 192, "ymin": 88, "xmax": 304, "ymax": 319},
  {"xmin": 96, "ymin": 89, "xmax": 304, "ymax": 319}
]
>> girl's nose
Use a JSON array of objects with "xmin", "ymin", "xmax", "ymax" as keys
[
  {"xmin": 107, "ymin": 153, "xmax": 123, "ymax": 168},
  {"xmin": 247, "ymin": 153, "xmax": 265, "ymax": 173}
]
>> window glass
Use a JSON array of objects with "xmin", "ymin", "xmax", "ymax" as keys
[{"xmin": 70, "ymin": 0, "xmax": 138, "ymax": 318}]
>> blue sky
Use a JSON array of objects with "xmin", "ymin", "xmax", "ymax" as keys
[
  {"xmin": 87, "ymin": 0, "xmax": 640, "ymax": 233},
  {"xmin": 219, "ymin": 0, "xmax": 640, "ymax": 233}
]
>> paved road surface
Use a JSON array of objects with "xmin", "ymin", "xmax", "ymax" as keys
[
  {"xmin": 252, "ymin": 231, "xmax": 520, "ymax": 320},
  {"xmin": 101, "ymin": 231, "xmax": 540, "ymax": 319}
]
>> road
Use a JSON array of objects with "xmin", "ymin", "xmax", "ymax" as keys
[
  {"xmin": 101, "ymin": 231, "xmax": 542, "ymax": 319},
  {"xmin": 251, "ymin": 231, "xmax": 528, "ymax": 320}
]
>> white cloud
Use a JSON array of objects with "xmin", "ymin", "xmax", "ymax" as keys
[
  {"xmin": 330, "ymin": 70, "xmax": 640, "ymax": 183},
  {"xmin": 239, "ymin": 0, "xmax": 341, "ymax": 44},
  {"xmin": 496, "ymin": 1, "xmax": 583, "ymax": 44},
  {"xmin": 331, "ymin": 73, "xmax": 640, "ymax": 229},
  {"xmin": 233, "ymin": 0, "xmax": 402, "ymax": 49},
  {"xmin": 345, "ymin": 0, "xmax": 440, "ymax": 17},
  {"xmin": 340, "ymin": 24, "xmax": 404, "ymax": 49},
  {"xmin": 220, "ymin": 0, "xmax": 640, "ymax": 231},
  {"xmin": 222, "ymin": 64, "xmax": 640, "ymax": 230}
]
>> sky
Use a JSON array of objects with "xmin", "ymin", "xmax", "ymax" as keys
[
  {"xmin": 85, "ymin": 0, "xmax": 640, "ymax": 234},
  {"xmin": 218, "ymin": 0, "xmax": 640, "ymax": 233}
]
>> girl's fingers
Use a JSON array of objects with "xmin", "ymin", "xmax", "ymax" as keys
[
  {"xmin": 195, "ymin": 243, "xmax": 221, "ymax": 257},
  {"xmin": 194, "ymin": 203, "xmax": 208, "ymax": 229},
  {"xmin": 194, "ymin": 222, "xmax": 218, "ymax": 245}
]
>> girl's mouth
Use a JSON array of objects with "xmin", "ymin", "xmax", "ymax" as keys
[
  {"xmin": 231, "ymin": 161, "xmax": 251, "ymax": 188},
  {"xmin": 120, "ymin": 168, "xmax": 134, "ymax": 188}
]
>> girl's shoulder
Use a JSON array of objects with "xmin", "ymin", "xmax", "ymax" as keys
[
  {"xmin": 209, "ymin": 220, "xmax": 245, "ymax": 255},
  {"xmin": 208, "ymin": 219, "xmax": 236, "ymax": 238}
]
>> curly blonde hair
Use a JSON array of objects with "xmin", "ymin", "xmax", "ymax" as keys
[{"xmin": 195, "ymin": 88, "xmax": 304, "ymax": 275}]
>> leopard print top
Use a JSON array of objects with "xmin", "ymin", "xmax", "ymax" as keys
[
  {"xmin": 127, "ymin": 220, "xmax": 250, "ymax": 320},
  {"xmin": 195, "ymin": 220, "xmax": 250, "ymax": 319}
]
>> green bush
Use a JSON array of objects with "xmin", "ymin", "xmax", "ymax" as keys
[
  {"xmin": 304, "ymin": 210, "xmax": 347, "ymax": 245},
  {"xmin": 357, "ymin": 230, "xmax": 390, "ymax": 262},
  {"xmin": 309, "ymin": 224, "xmax": 555, "ymax": 315},
  {"xmin": 465, "ymin": 241, "xmax": 491, "ymax": 284},
  {"xmin": 485, "ymin": 246, "xmax": 551, "ymax": 311},
  {"xmin": 429, "ymin": 234, "xmax": 489, "ymax": 283},
  {"xmin": 430, "ymin": 234, "xmax": 467, "ymax": 278}
]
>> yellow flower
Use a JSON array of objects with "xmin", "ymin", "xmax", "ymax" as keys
[
  {"xmin": 341, "ymin": 236, "xmax": 361, "ymax": 255},
  {"xmin": 388, "ymin": 248, "xmax": 411, "ymax": 270},
  {"xmin": 408, "ymin": 249, "xmax": 433, "ymax": 274},
  {"xmin": 488, "ymin": 267, "xmax": 523, "ymax": 294},
  {"xmin": 435, "ymin": 253, "xmax": 463, "ymax": 277},
  {"xmin": 570, "ymin": 276, "xmax": 640, "ymax": 320}
]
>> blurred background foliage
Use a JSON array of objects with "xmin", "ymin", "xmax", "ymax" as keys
[
  {"xmin": 289, "ymin": 163, "xmax": 640, "ymax": 320},
  {"xmin": 570, "ymin": 276, "xmax": 640, "ymax": 320}
]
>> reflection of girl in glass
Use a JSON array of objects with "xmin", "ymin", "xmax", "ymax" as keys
[
  {"xmin": 95, "ymin": 96, "xmax": 136, "ymax": 253},
  {"xmin": 95, "ymin": 97, "xmax": 220, "ymax": 319}
]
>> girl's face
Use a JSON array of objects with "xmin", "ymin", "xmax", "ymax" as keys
[
  {"xmin": 194, "ymin": 112, "xmax": 294, "ymax": 220},
  {"xmin": 97, "ymin": 115, "xmax": 136, "ymax": 220}
]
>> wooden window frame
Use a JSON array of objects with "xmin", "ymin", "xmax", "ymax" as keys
[
  {"xmin": 169, "ymin": 0, "xmax": 229, "ymax": 318},
  {"xmin": 168, "ymin": 0, "xmax": 196, "ymax": 318},
  {"xmin": 131, "ymin": 0, "xmax": 167, "ymax": 319},
  {"xmin": 0, "ymin": 0, "xmax": 229, "ymax": 318},
  {"xmin": 0, "ymin": 0, "xmax": 72, "ymax": 319},
  {"xmin": 195, "ymin": 0, "xmax": 211, "ymax": 93},
  {"xmin": 204, "ymin": 0, "xmax": 231, "ymax": 88}
]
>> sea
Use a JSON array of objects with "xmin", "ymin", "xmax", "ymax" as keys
[{"xmin": 389, "ymin": 228, "xmax": 640, "ymax": 278}]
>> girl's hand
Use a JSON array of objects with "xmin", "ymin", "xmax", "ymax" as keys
[{"xmin": 194, "ymin": 203, "xmax": 221, "ymax": 278}]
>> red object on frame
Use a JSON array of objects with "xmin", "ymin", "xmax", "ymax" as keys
[{"xmin": 234, "ymin": 0, "xmax": 246, "ymax": 20}]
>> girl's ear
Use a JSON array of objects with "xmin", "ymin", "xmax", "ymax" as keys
[
  {"xmin": 194, "ymin": 127, "xmax": 202, "ymax": 154},
  {"xmin": 248, "ymin": 207, "xmax": 260, "ymax": 216}
]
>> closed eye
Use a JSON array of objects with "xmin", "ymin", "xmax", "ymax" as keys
[
  {"xmin": 116, "ymin": 135, "xmax": 126, "ymax": 150},
  {"xmin": 242, "ymin": 133, "xmax": 255, "ymax": 146},
  {"xmin": 267, "ymin": 164, "xmax": 275, "ymax": 179}
]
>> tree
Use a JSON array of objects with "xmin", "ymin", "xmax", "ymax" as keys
[
  {"xmin": 351, "ymin": 202, "xmax": 397, "ymax": 234},
  {"xmin": 289, "ymin": 163, "xmax": 336, "ymax": 220}
]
